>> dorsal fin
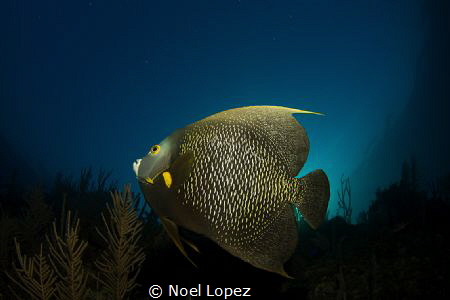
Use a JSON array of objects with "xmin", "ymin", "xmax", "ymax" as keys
[{"xmin": 203, "ymin": 106, "xmax": 323, "ymax": 176}]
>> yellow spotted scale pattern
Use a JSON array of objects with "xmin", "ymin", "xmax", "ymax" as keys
[{"xmin": 176, "ymin": 109, "xmax": 303, "ymax": 253}]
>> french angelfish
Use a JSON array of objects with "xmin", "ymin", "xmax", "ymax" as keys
[{"xmin": 133, "ymin": 106, "xmax": 330, "ymax": 277}]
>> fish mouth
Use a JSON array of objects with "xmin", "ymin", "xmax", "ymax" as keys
[
  {"xmin": 137, "ymin": 170, "xmax": 165, "ymax": 185},
  {"xmin": 133, "ymin": 158, "xmax": 164, "ymax": 185},
  {"xmin": 133, "ymin": 159, "xmax": 142, "ymax": 176},
  {"xmin": 136, "ymin": 170, "xmax": 170, "ymax": 185}
]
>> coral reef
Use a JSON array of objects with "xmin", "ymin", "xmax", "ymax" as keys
[
  {"xmin": 1, "ymin": 170, "xmax": 147, "ymax": 300},
  {"xmin": 0, "ymin": 160, "xmax": 449, "ymax": 299}
]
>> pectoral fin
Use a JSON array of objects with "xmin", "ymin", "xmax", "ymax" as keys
[
  {"xmin": 160, "ymin": 216, "xmax": 197, "ymax": 267},
  {"xmin": 168, "ymin": 151, "xmax": 194, "ymax": 190}
]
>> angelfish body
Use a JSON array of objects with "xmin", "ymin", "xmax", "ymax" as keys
[{"xmin": 133, "ymin": 106, "xmax": 330, "ymax": 277}]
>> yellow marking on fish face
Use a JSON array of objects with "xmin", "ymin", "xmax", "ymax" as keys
[
  {"xmin": 145, "ymin": 177, "xmax": 154, "ymax": 184},
  {"xmin": 163, "ymin": 171, "xmax": 172, "ymax": 188},
  {"xmin": 149, "ymin": 144, "xmax": 161, "ymax": 156}
]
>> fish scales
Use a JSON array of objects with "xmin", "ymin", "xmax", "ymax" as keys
[{"xmin": 179, "ymin": 120, "xmax": 290, "ymax": 246}]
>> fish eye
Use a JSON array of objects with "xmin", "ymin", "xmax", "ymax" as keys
[{"xmin": 150, "ymin": 144, "xmax": 161, "ymax": 155}]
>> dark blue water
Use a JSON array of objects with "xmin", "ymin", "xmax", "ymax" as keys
[{"xmin": 0, "ymin": 0, "xmax": 441, "ymax": 217}]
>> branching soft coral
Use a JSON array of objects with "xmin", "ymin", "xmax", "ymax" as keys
[
  {"xmin": 46, "ymin": 211, "xmax": 89, "ymax": 300},
  {"xmin": 94, "ymin": 186, "xmax": 145, "ymax": 300},
  {"xmin": 5, "ymin": 185, "xmax": 146, "ymax": 300},
  {"xmin": 6, "ymin": 240, "xmax": 57, "ymax": 300}
]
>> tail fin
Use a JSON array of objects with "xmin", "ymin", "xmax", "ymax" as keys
[{"xmin": 291, "ymin": 169, "xmax": 330, "ymax": 229}]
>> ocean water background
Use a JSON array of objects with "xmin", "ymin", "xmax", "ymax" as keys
[{"xmin": 0, "ymin": 0, "xmax": 426, "ymax": 215}]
